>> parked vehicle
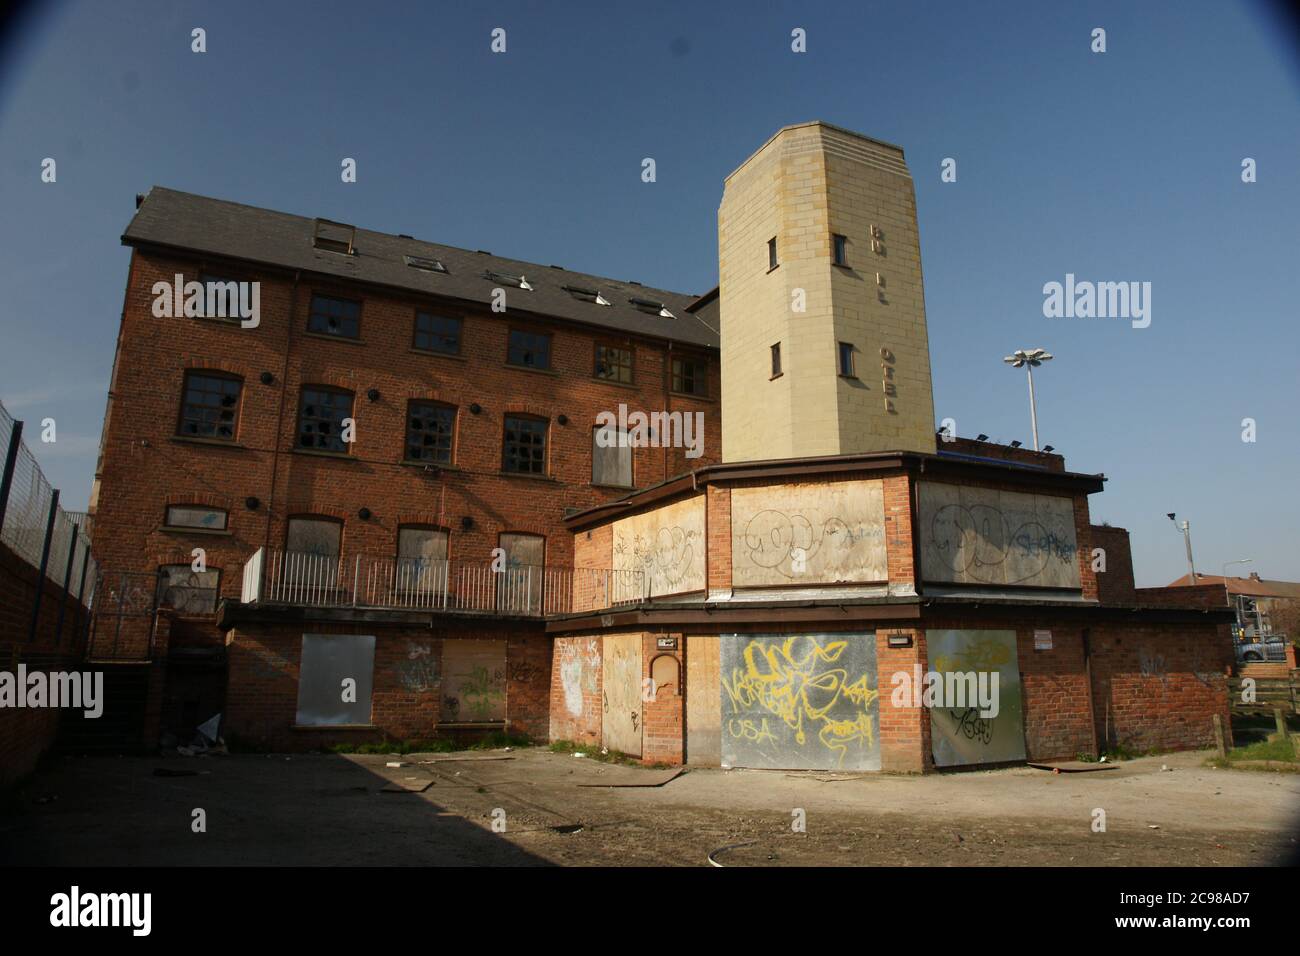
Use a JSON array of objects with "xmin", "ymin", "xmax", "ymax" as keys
[{"xmin": 1236, "ymin": 634, "xmax": 1290, "ymax": 663}]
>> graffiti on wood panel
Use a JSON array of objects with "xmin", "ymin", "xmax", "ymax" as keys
[
  {"xmin": 927, "ymin": 629, "xmax": 1025, "ymax": 767},
  {"xmin": 919, "ymin": 483, "xmax": 1080, "ymax": 588},
  {"xmin": 611, "ymin": 495, "xmax": 705, "ymax": 598},
  {"xmin": 720, "ymin": 633, "xmax": 880, "ymax": 771},
  {"xmin": 559, "ymin": 638, "xmax": 600, "ymax": 717},
  {"xmin": 730, "ymin": 481, "xmax": 887, "ymax": 587}
]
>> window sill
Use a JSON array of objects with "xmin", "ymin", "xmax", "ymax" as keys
[
  {"xmin": 170, "ymin": 436, "xmax": 246, "ymax": 449},
  {"xmin": 499, "ymin": 471, "xmax": 558, "ymax": 482},
  {"xmin": 832, "ymin": 262, "xmax": 854, "ymax": 272},
  {"xmin": 160, "ymin": 526, "xmax": 232, "ymax": 537},
  {"xmin": 766, "ymin": 263, "xmax": 780, "ymax": 274},
  {"xmin": 400, "ymin": 459, "xmax": 459, "ymax": 471},
  {"xmin": 669, "ymin": 390, "xmax": 713, "ymax": 402},
  {"xmin": 303, "ymin": 331, "xmax": 365, "ymax": 346},
  {"xmin": 592, "ymin": 483, "xmax": 635, "ymax": 491},
  {"xmin": 769, "ymin": 372, "xmax": 784, "ymax": 381},
  {"xmin": 409, "ymin": 348, "xmax": 467, "ymax": 361},
  {"xmin": 291, "ymin": 447, "xmax": 358, "ymax": 461},
  {"xmin": 504, "ymin": 363, "xmax": 559, "ymax": 376},
  {"xmin": 292, "ymin": 723, "xmax": 376, "ymax": 731},
  {"xmin": 592, "ymin": 376, "xmax": 638, "ymax": 389}
]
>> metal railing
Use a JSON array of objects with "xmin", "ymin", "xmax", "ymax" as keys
[
  {"xmin": 0, "ymin": 400, "xmax": 98, "ymax": 620},
  {"xmin": 241, "ymin": 547, "xmax": 648, "ymax": 616}
]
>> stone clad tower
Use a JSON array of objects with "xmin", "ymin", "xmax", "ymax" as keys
[{"xmin": 718, "ymin": 121, "xmax": 937, "ymax": 462}]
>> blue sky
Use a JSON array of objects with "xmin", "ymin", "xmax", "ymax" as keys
[{"xmin": 1, "ymin": 0, "xmax": 1297, "ymax": 586}]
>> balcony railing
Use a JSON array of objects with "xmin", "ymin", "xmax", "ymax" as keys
[{"xmin": 239, "ymin": 548, "xmax": 647, "ymax": 617}]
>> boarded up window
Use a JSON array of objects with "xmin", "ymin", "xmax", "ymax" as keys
[
  {"xmin": 296, "ymin": 634, "xmax": 375, "ymax": 726},
  {"xmin": 498, "ymin": 533, "xmax": 544, "ymax": 614},
  {"xmin": 285, "ymin": 517, "xmax": 342, "ymax": 587},
  {"xmin": 157, "ymin": 565, "xmax": 220, "ymax": 615},
  {"xmin": 441, "ymin": 639, "xmax": 506, "ymax": 722},
  {"xmin": 396, "ymin": 526, "xmax": 448, "ymax": 594},
  {"xmin": 287, "ymin": 517, "xmax": 341, "ymax": 556},
  {"xmin": 592, "ymin": 426, "xmax": 633, "ymax": 488}
]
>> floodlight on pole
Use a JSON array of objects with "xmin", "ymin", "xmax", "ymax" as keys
[
  {"xmin": 1003, "ymin": 348, "xmax": 1053, "ymax": 450},
  {"xmin": 1222, "ymin": 558, "xmax": 1253, "ymax": 631}
]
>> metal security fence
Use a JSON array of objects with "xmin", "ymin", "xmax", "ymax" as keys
[{"xmin": 0, "ymin": 401, "xmax": 99, "ymax": 640}]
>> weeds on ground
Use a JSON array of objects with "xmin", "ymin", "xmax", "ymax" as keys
[
  {"xmin": 1206, "ymin": 734, "xmax": 1298, "ymax": 771},
  {"xmin": 328, "ymin": 731, "xmax": 532, "ymax": 756},
  {"xmin": 547, "ymin": 739, "xmax": 636, "ymax": 765}
]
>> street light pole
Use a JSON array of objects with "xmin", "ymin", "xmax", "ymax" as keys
[
  {"xmin": 1167, "ymin": 513, "xmax": 1198, "ymax": 583},
  {"xmin": 1003, "ymin": 348, "xmax": 1053, "ymax": 450},
  {"xmin": 1222, "ymin": 558, "xmax": 1253, "ymax": 632}
]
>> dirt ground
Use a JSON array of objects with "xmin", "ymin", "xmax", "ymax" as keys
[{"xmin": 2, "ymin": 747, "xmax": 1297, "ymax": 866}]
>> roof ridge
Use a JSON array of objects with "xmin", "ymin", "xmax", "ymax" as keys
[{"xmin": 137, "ymin": 186, "xmax": 702, "ymax": 303}]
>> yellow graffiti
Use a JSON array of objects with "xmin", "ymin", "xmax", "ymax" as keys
[
  {"xmin": 727, "ymin": 717, "xmax": 778, "ymax": 744},
  {"xmin": 721, "ymin": 636, "xmax": 878, "ymax": 765}
]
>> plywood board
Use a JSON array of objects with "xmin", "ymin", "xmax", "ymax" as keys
[
  {"xmin": 440, "ymin": 639, "xmax": 506, "ymax": 722},
  {"xmin": 296, "ymin": 634, "xmax": 376, "ymax": 726},
  {"xmin": 685, "ymin": 635, "xmax": 721, "ymax": 765},
  {"xmin": 720, "ymin": 633, "xmax": 880, "ymax": 771},
  {"xmin": 927, "ymin": 629, "xmax": 1026, "ymax": 767},
  {"xmin": 611, "ymin": 496, "xmax": 705, "ymax": 600},
  {"xmin": 730, "ymin": 481, "xmax": 887, "ymax": 587},
  {"xmin": 601, "ymin": 632, "xmax": 643, "ymax": 757},
  {"xmin": 918, "ymin": 482, "xmax": 1080, "ymax": 588}
]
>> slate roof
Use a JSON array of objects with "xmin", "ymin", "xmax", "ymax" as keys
[{"xmin": 122, "ymin": 187, "xmax": 720, "ymax": 349}]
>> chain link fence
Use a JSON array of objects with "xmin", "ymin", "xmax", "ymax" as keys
[{"xmin": 0, "ymin": 400, "xmax": 98, "ymax": 607}]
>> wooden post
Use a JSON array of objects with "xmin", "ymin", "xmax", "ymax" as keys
[
  {"xmin": 1211, "ymin": 713, "xmax": 1228, "ymax": 757},
  {"xmin": 1275, "ymin": 708, "xmax": 1288, "ymax": 741}
]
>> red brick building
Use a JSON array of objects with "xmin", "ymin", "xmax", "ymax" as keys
[
  {"xmin": 84, "ymin": 124, "xmax": 1235, "ymax": 770},
  {"xmin": 89, "ymin": 187, "xmax": 719, "ymax": 747}
]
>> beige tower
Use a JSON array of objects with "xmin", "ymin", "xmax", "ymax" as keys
[{"xmin": 719, "ymin": 121, "xmax": 937, "ymax": 462}]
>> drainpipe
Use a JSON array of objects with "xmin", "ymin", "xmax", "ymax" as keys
[
  {"xmin": 663, "ymin": 341, "xmax": 672, "ymax": 480},
  {"xmin": 1082, "ymin": 627, "xmax": 1100, "ymax": 759},
  {"xmin": 262, "ymin": 270, "xmax": 301, "ymax": 557}
]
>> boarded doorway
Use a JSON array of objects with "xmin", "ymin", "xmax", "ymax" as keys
[
  {"xmin": 926, "ymin": 629, "xmax": 1025, "ymax": 767},
  {"xmin": 601, "ymin": 632, "xmax": 642, "ymax": 757},
  {"xmin": 685, "ymin": 635, "xmax": 721, "ymax": 765},
  {"xmin": 441, "ymin": 639, "xmax": 506, "ymax": 723},
  {"xmin": 720, "ymin": 632, "xmax": 880, "ymax": 771}
]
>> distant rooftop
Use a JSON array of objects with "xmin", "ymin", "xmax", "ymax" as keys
[{"xmin": 122, "ymin": 187, "xmax": 719, "ymax": 349}]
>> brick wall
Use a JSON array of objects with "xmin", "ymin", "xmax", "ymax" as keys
[
  {"xmin": 642, "ymin": 633, "xmax": 683, "ymax": 764},
  {"xmin": 1089, "ymin": 622, "xmax": 1231, "ymax": 752},
  {"xmin": 882, "ymin": 475, "xmax": 914, "ymax": 592},
  {"xmin": 223, "ymin": 621, "xmax": 549, "ymax": 751},
  {"xmin": 1134, "ymin": 584, "xmax": 1228, "ymax": 609},
  {"xmin": 877, "ymin": 628, "xmax": 928, "ymax": 772},
  {"xmin": 1090, "ymin": 525, "xmax": 1136, "ymax": 605},
  {"xmin": 0, "ymin": 541, "xmax": 92, "ymax": 786},
  {"xmin": 91, "ymin": 250, "xmax": 721, "ymax": 624},
  {"xmin": 705, "ymin": 484, "xmax": 731, "ymax": 593}
]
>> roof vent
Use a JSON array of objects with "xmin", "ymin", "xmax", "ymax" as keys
[
  {"xmin": 562, "ymin": 284, "xmax": 612, "ymax": 306},
  {"xmin": 483, "ymin": 270, "xmax": 533, "ymax": 291},
  {"xmin": 405, "ymin": 254, "xmax": 447, "ymax": 273},
  {"xmin": 629, "ymin": 296, "xmax": 674, "ymax": 318},
  {"xmin": 312, "ymin": 218, "xmax": 356, "ymax": 255}
]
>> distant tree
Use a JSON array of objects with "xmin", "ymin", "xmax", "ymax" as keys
[{"xmin": 1268, "ymin": 599, "xmax": 1300, "ymax": 641}]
